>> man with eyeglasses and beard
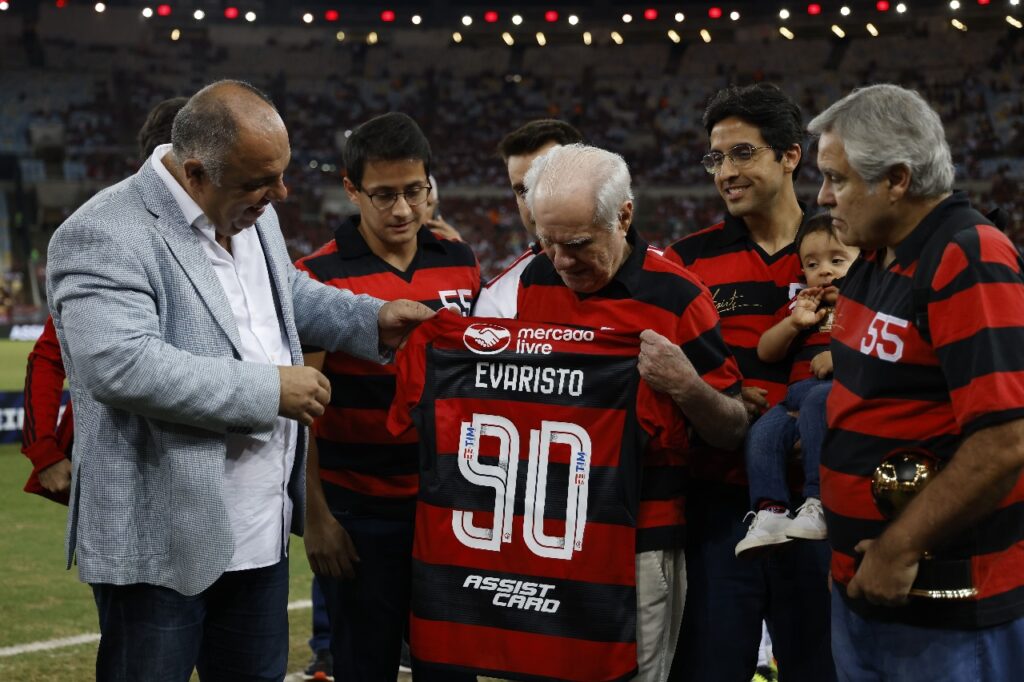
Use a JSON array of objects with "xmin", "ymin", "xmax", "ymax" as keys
[
  {"xmin": 664, "ymin": 84, "xmax": 836, "ymax": 682},
  {"xmin": 295, "ymin": 112, "xmax": 480, "ymax": 682}
]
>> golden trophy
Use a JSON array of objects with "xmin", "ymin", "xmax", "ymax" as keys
[{"xmin": 871, "ymin": 449, "xmax": 977, "ymax": 600}]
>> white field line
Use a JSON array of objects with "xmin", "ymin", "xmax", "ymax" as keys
[{"xmin": 0, "ymin": 599, "xmax": 313, "ymax": 658}]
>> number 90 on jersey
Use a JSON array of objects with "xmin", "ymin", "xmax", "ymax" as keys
[{"xmin": 453, "ymin": 413, "xmax": 592, "ymax": 561}]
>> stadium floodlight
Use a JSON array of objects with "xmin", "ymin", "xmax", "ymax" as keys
[
  {"xmin": 336, "ymin": 31, "xmax": 345, "ymax": 41},
  {"xmin": 841, "ymin": 5, "xmax": 852, "ymax": 15},
  {"xmin": 949, "ymin": 0, "xmax": 960, "ymax": 7},
  {"xmin": 1008, "ymin": 15, "xmax": 1023, "ymax": 28},
  {"xmin": 832, "ymin": 24, "xmax": 846, "ymax": 37},
  {"xmin": 866, "ymin": 22, "xmax": 879, "ymax": 35},
  {"xmin": 780, "ymin": 8, "xmax": 791, "ymax": 19},
  {"xmin": 951, "ymin": 18, "xmax": 967, "ymax": 30},
  {"xmin": 536, "ymin": 31, "xmax": 546, "ymax": 45},
  {"xmin": 700, "ymin": 28, "xmax": 712, "ymax": 42},
  {"xmin": 622, "ymin": 13, "xmax": 633, "ymax": 23},
  {"xmin": 610, "ymin": 30, "xmax": 624, "ymax": 44},
  {"xmin": 302, "ymin": 13, "xmax": 314, "ymax": 24},
  {"xmin": 667, "ymin": 29, "xmax": 681, "ymax": 43},
  {"xmin": 502, "ymin": 31, "xmax": 514, "ymax": 45},
  {"xmin": 171, "ymin": 28, "xmax": 181, "ymax": 40},
  {"xmin": 462, "ymin": 15, "xmax": 472, "ymax": 26},
  {"xmin": 193, "ymin": 9, "xmax": 205, "ymax": 20},
  {"xmin": 675, "ymin": 12, "xmax": 685, "ymax": 22},
  {"xmin": 779, "ymin": 26, "xmax": 795, "ymax": 39},
  {"xmin": 730, "ymin": 11, "xmax": 740, "ymax": 20},
  {"xmin": 582, "ymin": 31, "xmax": 592, "ymax": 44},
  {"xmin": 142, "ymin": 7, "xmax": 153, "ymax": 18},
  {"xmin": 512, "ymin": 14, "xmax": 523, "ymax": 25},
  {"xmin": 95, "ymin": 2, "xmax": 106, "ymax": 12},
  {"xmin": 896, "ymin": 3, "xmax": 907, "ymax": 13},
  {"xmin": 452, "ymin": 31, "xmax": 463, "ymax": 42},
  {"xmin": 568, "ymin": 14, "xmax": 579, "ymax": 25},
  {"xmin": 367, "ymin": 31, "xmax": 378, "ymax": 44},
  {"xmin": 411, "ymin": 15, "xmax": 421, "ymax": 25},
  {"xmin": 1011, "ymin": 0, "xmax": 1021, "ymax": 6},
  {"xmin": 245, "ymin": 11, "xmax": 256, "ymax": 22},
  {"xmin": 0, "ymin": 1, "xmax": 10, "ymax": 10}
]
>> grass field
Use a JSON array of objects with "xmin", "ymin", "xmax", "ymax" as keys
[{"xmin": 0, "ymin": 339, "xmax": 320, "ymax": 679}]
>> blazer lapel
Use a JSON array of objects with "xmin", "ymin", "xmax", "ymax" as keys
[
  {"xmin": 136, "ymin": 163, "xmax": 245, "ymax": 358},
  {"xmin": 255, "ymin": 221, "xmax": 301, "ymax": 364}
]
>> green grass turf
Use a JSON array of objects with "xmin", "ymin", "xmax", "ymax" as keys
[
  {"xmin": 0, "ymin": 444, "xmax": 317, "ymax": 679},
  {"xmin": 0, "ymin": 340, "xmax": 33, "ymax": 392}
]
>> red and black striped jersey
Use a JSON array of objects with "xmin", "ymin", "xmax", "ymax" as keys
[
  {"xmin": 516, "ymin": 229, "xmax": 742, "ymax": 551},
  {"xmin": 294, "ymin": 217, "xmax": 480, "ymax": 519},
  {"xmin": 771, "ymin": 297, "xmax": 833, "ymax": 384},
  {"xmin": 664, "ymin": 213, "xmax": 804, "ymax": 484},
  {"xmin": 388, "ymin": 311, "xmax": 687, "ymax": 682},
  {"xmin": 824, "ymin": 192, "xmax": 1024, "ymax": 628}
]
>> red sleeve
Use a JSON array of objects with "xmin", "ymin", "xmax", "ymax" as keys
[
  {"xmin": 928, "ymin": 226, "xmax": 1024, "ymax": 435},
  {"xmin": 674, "ymin": 283, "xmax": 743, "ymax": 395},
  {"xmin": 386, "ymin": 314, "xmax": 441, "ymax": 438},
  {"xmin": 22, "ymin": 316, "xmax": 72, "ymax": 504},
  {"xmin": 661, "ymin": 247, "xmax": 684, "ymax": 268}
]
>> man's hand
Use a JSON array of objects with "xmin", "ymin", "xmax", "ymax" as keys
[
  {"xmin": 638, "ymin": 329, "xmax": 699, "ymax": 400},
  {"xmin": 741, "ymin": 386, "xmax": 770, "ymax": 419},
  {"xmin": 790, "ymin": 287, "xmax": 828, "ymax": 330},
  {"xmin": 846, "ymin": 538, "xmax": 920, "ymax": 606},
  {"xmin": 37, "ymin": 458, "xmax": 72, "ymax": 495},
  {"xmin": 278, "ymin": 365, "xmax": 331, "ymax": 426},
  {"xmin": 379, "ymin": 299, "xmax": 436, "ymax": 350},
  {"xmin": 305, "ymin": 512, "xmax": 361, "ymax": 579},
  {"xmin": 810, "ymin": 350, "xmax": 834, "ymax": 379}
]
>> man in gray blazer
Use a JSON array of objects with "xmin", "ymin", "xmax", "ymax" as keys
[{"xmin": 45, "ymin": 80, "xmax": 432, "ymax": 681}]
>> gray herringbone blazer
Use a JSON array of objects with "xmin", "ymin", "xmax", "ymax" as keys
[{"xmin": 46, "ymin": 160, "xmax": 385, "ymax": 596}]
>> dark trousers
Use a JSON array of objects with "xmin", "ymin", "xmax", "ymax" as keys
[
  {"xmin": 318, "ymin": 515, "xmax": 473, "ymax": 682},
  {"xmin": 670, "ymin": 482, "xmax": 836, "ymax": 682},
  {"xmin": 91, "ymin": 559, "xmax": 289, "ymax": 682},
  {"xmin": 745, "ymin": 378, "xmax": 831, "ymax": 508},
  {"xmin": 309, "ymin": 576, "xmax": 331, "ymax": 653}
]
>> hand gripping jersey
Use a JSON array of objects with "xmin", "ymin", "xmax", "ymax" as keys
[{"xmin": 388, "ymin": 311, "xmax": 686, "ymax": 681}]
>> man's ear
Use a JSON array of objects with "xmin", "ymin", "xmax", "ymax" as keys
[
  {"xmin": 343, "ymin": 176, "xmax": 359, "ymax": 203},
  {"xmin": 781, "ymin": 143, "xmax": 802, "ymax": 175},
  {"xmin": 618, "ymin": 201, "xmax": 634, "ymax": 232},
  {"xmin": 886, "ymin": 164, "xmax": 911, "ymax": 202},
  {"xmin": 182, "ymin": 159, "xmax": 206, "ymax": 191}
]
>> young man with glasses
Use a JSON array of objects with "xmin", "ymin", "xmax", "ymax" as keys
[
  {"xmin": 664, "ymin": 84, "xmax": 836, "ymax": 682},
  {"xmin": 295, "ymin": 112, "xmax": 479, "ymax": 681}
]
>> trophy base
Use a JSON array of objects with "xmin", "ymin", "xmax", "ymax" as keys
[{"xmin": 909, "ymin": 558, "xmax": 977, "ymax": 601}]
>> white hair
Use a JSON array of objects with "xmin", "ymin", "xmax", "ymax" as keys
[
  {"xmin": 808, "ymin": 84, "xmax": 954, "ymax": 198},
  {"xmin": 523, "ymin": 143, "xmax": 634, "ymax": 230}
]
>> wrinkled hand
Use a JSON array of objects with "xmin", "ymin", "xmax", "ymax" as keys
[
  {"xmin": 810, "ymin": 351, "xmax": 834, "ymax": 379},
  {"xmin": 379, "ymin": 299, "xmax": 436, "ymax": 350},
  {"xmin": 846, "ymin": 538, "xmax": 920, "ymax": 606},
  {"xmin": 790, "ymin": 287, "xmax": 828, "ymax": 330},
  {"xmin": 278, "ymin": 365, "xmax": 331, "ymax": 426},
  {"xmin": 38, "ymin": 458, "xmax": 72, "ymax": 494},
  {"xmin": 741, "ymin": 386, "xmax": 770, "ymax": 419},
  {"xmin": 425, "ymin": 217, "xmax": 462, "ymax": 242},
  {"xmin": 305, "ymin": 512, "xmax": 361, "ymax": 579},
  {"xmin": 638, "ymin": 329, "xmax": 699, "ymax": 399}
]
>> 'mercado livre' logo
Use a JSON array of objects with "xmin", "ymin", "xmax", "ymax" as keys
[{"xmin": 463, "ymin": 323, "xmax": 512, "ymax": 355}]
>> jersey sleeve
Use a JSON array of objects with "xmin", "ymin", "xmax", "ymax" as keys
[
  {"xmin": 927, "ymin": 225, "xmax": 1024, "ymax": 435},
  {"xmin": 386, "ymin": 314, "xmax": 442, "ymax": 438},
  {"xmin": 675, "ymin": 283, "xmax": 743, "ymax": 396},
  {"xmin": 21, "ymin": 316, "xmax": 69, "ymax": 471}
]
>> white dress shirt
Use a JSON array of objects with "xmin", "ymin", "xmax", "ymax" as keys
[{"xmin": 152, "ymin": 144, "xmax": 296, "ymax": 571}]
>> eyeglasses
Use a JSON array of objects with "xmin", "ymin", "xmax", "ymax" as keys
[
  {"xmin": 701, "ymin": 144, "xmax": 775, "ymax": 175},
  {"xmin": 360, "ymin": 185, "xmax": 432, "ymax": 211}
]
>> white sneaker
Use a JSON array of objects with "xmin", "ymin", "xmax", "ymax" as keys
[
  {"xmin": 786, "ymin": 498, "xmax": 827, "ymax": 540},
  {"xmin": 735, "ymin": 510, "xmax": 793, "ymax": 558}
]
